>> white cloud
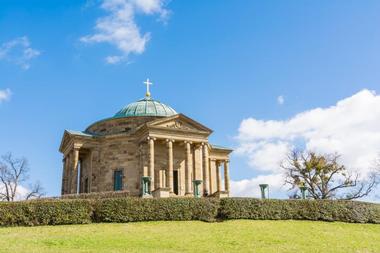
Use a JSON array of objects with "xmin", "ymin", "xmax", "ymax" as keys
[
  {"xmin": 0, "ymin": 89, "xmax": 11, "ymax": 103},
  {"xmin": 0, "ymin": 36, "xmax": 40, "ymax": 70},
  {"xmin": 234, "ymin": 89, "xmax": 380, "ymax": 198},
  {"xmin": 277, "ymin": 95, "xmax": 284, "ymax": 105},
  {"xmin": 0, "ymin": 184, "xmax": 30, "ymax": 201},
  {"xmin": 231, "ymin": 174, "xmax": 284, "ymax": 198},
  {"xmin": 81, "ymin": 0, "xmax": 170, "ymax": 64}
]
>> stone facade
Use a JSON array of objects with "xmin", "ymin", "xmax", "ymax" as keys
[{"xmin": 59, "ymin": 97, "xmax": 232, "ymax": 198}]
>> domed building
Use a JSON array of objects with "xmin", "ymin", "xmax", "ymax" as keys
[{"xmin": 59, "ymin": 80, "xmax": 232, "ymax": 198}]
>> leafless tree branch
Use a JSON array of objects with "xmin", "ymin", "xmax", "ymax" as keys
[
  {"xmin": 0, "ymin": 153, "xmax": 44, "ymax": 201},
  {"xmin": 281, "ymin": 149, "xmax": 379, "ymax": 200}
]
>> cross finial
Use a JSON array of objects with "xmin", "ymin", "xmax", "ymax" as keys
[{"xmin": 143, "ymin": 78, "xmax": 153, "ymax": 97}]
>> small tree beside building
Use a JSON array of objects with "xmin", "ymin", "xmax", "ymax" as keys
[
  {"xmin": 282, "ymin": 150, "xmax": 379, "ymax": 200},
  {"xmin": 0, "ymin": 153, "xmax": 44, "ymax": 201}
]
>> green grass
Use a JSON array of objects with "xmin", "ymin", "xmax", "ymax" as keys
[{"xmin": 0, "ymin": 220, "xmax": 379, "ymax": 253}]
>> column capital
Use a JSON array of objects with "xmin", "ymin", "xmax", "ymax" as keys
[
  {"xmin": 73, "ymin": 143, "xmax": 83, "ymax": 150},
  {"xmin": 147, "ymin": 136, "xmax": 156, "ymax": 141},
  {"xmin": 184, "ymin": 140, "xmax": 193, "ymax": 144},
  {"xmin": 166, "ymin": 139, "xmax": 175, "ymax": 143},
  {"xmin": 193, "ymin": 142, "xmax": 203, "ymax": 148}
]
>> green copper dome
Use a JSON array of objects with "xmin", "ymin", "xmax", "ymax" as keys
[{"xmin": 113, "ymin": 97, "xmax": 177, "ymax": 118}]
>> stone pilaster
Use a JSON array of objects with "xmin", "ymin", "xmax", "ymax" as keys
[
  {"xmin": 166, "ymin": 139, "xmax": 174, "ymax": 193},
  {"xmin": 224, "ymin": 160, "xmax": 230, "ymax": 193},
  {"xmin": 185, "ymin": 141, "xmax": 192, "ymax": 195},
  {"xmin": 202, "ymin": 144, "xmax": 210, "ymax": 195}
]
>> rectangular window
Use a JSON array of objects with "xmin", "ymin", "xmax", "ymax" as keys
[{"xmin": 114, "ymin": 170, "xmax": 123, "ymax": 191}]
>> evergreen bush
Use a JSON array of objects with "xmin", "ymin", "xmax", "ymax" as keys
[{"xmin": 219, "ymin": 198, "xmax": 380, "ymax": 224}]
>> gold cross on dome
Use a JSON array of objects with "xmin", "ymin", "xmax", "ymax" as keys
[{"xmin": 143, "ymin": 78, "xmax": 153, "ymax": 97}]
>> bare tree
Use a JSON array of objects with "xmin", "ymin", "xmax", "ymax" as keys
[
  {"xmin": 0, "ymin": 153, "xmax": 44, "ymax": 201},
  {"xmin": 282, "ymin": 150, "xmax": 379, "ymax": 200},
  {"xmin": 375, "ymin": 155, "xmax": 380, "ymax": 200}
]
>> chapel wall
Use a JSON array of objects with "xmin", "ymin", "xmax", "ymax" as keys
[
  {"xmin": 93, "ymin": 137, "xmax": 141, "ymax": 196},
  {"xmin": 86, "ymin": 117, "xmax": 162, "ymax": 136}
]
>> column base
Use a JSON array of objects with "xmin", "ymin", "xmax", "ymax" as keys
[
  {"xmin": 169, "ymin": 192, "xmax": 177, "ymax": 197},
  {"xmin": 152, "ymin": 187, "xmax": 170, "ymax": 198},
  {"xmin": 210, "ymin": 191, "xmax": 229, "ymax": 198},
  {"xmin": 185, "ymin": 192, "xmax": 194, "ymax": 197}
]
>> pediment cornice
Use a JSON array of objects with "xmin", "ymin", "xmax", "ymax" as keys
[{"xmin": 145, "ymin": 114, "xmax": 213, "ymax": 134}]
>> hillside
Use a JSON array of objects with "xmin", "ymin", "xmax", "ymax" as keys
[{"xmin": 0, "ymin": 220, "xmax": 379, "ymax": 253}]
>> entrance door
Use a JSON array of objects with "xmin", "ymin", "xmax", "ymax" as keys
[
  {"xmin": 114, "ymin": 170, "xmax": 123, "ymax": 191},
  {"xmin": 173, "ymin": 170, "xmax": 179, "ymax": 195}
]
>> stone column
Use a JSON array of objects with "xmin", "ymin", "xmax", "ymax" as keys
[
  {"xmin": 194, "ymin": 144, "xmax": 202, "ymax": 180},
  {"xmin": 72, "ymin": 148, "xmax": 80, "ymax": 194},
  {"xmin": 224, "ymin": 160, "xmax": 230, "ymax": 193},
  {"xmin": 161, "ymin": 169, "xmax": 166, "ymax": 188},
  {"xmin": 185, "ymin": 141, "xmax": 192, "ymax": 195},
  {"xmin": 61, "ymin": 157, "xmax": 66, "ymax": 195},
  {"xmin": 216, "ymin": 161, "xmax": 222, "ymax": 192},
  {"xmin": 148, "ymin": 137, "xmax": 155, "ymax": 192},
  {"xmin": 67, "ymin": 153, "xmax": 72, "ymax": 194},
  {"xmin": 208, "ymin": 160, "xmax": 213, "ymax": 194},
  {"xmin": 88, "ymin": 150, "xmax": 93, "ymax": 193},
  {"xmin": 202, "ymin": 144, "xmax": 210, "ymax": 195},
  {"xmin": 166, "ymin": 139, "xmax": 174, "ymax": 193}
]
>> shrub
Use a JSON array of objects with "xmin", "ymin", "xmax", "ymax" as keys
[
  {"xmin": 0, "ymin": 199, "xmax": 93, "ymax": 226},
  {"xmin": 94, "ymin": 197, "xmax": 220, "ymax": 222},
  {"xmin": 0, "ymin": 197, "xmax": 379, "ymax": 227},
  {"xmin": 61, "ymin": 190, "xmax": 130, "ymax": 200},
  {"xmin": 219, "ymin": 198, "xmax": 380, "ymax": 224}
]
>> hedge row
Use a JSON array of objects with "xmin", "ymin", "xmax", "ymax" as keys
[
  {"xmin": 0, "ymin": 197, "xmax": 379, "ymax": 226},
  {"xmin": 219, "ymin": 198, "xmax": 380, "ymax": 224},
  {"xmin": 94, "ymin": 197, "xmax": 220, "ymax": 222},
  {"xmin": 0, "ymin": 199, "xmax": 93, "ymax": 226}
]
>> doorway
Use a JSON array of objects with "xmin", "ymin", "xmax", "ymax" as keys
[{"xmin": 173, "ymin": 170, "xmax": 179, "ymax": 195}]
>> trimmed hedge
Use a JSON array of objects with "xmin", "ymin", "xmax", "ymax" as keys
[
  {"xmin": 219, "ymin": 198, "xmax": 380, "ymax": 224},
  {"xmin": 0, "ymin": 197, "xmax": 379, "ymax": 226},
  {"xmin": 94, "ymin": 197, "xmax": 220, "ymax": 222},
  {"xmin": 0, "ymin": 199, "xmax": 93, "ymax": 226}
]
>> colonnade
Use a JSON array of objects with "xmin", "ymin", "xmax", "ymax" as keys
[{"xmin": 145, "ymin": 137, "xmax": 230, "ymax": 196}]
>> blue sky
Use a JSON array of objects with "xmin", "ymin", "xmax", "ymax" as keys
[{"xmin": 1, "ymin": 0, "xmax": 380, "ymax": 198}]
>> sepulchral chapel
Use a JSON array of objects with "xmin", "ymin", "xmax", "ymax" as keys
[{"xmin": 59, "ymin": 79, "xmax": 232, "ymax": 197}]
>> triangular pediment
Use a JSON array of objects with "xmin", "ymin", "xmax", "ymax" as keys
[
  {"xmin": 147, "ymin": 114, "xmax": 213, "ymax": 134},
  {"xmin": 59, "ymin": 130, "xmax": 94, "ymax": 153},
  {"xmin": 59, "ymin": 130, "xmax": 73, "ymax": 153}
]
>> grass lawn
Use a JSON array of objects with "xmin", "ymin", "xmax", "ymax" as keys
[{"xmin": 0, "ymin": 220, "xmax": 379, "ymax": 253}]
